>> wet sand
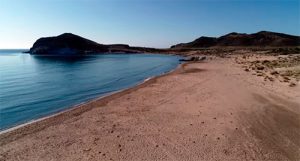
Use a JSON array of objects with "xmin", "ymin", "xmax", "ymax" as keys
[{"xmin": 1, "ymin": 56, "xmax": 300, "ymax": 161}]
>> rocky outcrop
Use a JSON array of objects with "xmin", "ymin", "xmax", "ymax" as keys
[
  {"xmin": 29, "ymin": 33, "xmax": 109, "ymax": 55},
  {"xmin": 179, "ymin": 56, "xmax": 206, "ymax": 62},
  {"xmin": 171, "ymin": 31, "xmax": 300, "ymax": 48},
  {"xmin": 28, "ymin": 33, "xmax": 166, "ymax": 55}
]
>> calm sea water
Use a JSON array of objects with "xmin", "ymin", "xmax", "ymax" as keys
[{"xmin": 0, "ymin": 50, "xmax": 181, "ymax": 130}]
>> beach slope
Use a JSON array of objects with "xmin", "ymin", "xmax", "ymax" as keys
[{"xmin": 1, "ymin": 56, "xmax": 300, "ymax": 161}]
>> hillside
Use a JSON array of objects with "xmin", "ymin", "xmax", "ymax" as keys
[
  {"xmin": 28, "ymin": 33, "xmax": 163, "ymax": 55},
  {"xmin": 29, "ymin": 33, "xmax": 109, "ymax": 55},
  {"xmin": 171, "ymin": 31, "xmax": 300, "ymax": 48}
]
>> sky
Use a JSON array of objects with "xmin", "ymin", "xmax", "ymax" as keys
[{"xmin": 0, "ymin": 0, "xmax": 299, "ymax": 49}]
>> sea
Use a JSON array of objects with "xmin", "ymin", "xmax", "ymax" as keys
[{"xmin": 0, "ymin": 49, "xmax": 181, "ymax": 130}]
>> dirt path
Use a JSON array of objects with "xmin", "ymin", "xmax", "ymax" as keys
[{"xmin": 1, "ymin": 57, "xmax": 299, "ymax": 161}]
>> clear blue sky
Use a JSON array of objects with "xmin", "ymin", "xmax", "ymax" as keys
[{"xmin": 0, "ymin": 0, "xmax": 299, "ymax": 48}]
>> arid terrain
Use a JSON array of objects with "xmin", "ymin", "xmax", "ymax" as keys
[{"xmin": 0, "ymin": 48, "xmax": 299, "ymax": 161}]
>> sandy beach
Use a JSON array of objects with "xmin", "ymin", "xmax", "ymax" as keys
[{"xmin": 1, "ymin": 54, "xmax": 300, "ymax": 161}]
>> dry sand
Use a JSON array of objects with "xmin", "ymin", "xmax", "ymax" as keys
[{"xmin": 1, "ymin": 56, "xmax": 300, "ymax": 161}]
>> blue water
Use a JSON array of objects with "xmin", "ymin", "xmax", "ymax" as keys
[{"xmin": 0, "ymin": 50, "xmax": 181, "ymax": 130}]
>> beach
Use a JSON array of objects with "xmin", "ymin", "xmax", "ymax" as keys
[{"xmin": 1, "ymin": 54, "xmax": 300, "ymax": 161}]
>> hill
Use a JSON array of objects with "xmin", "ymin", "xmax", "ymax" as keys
[
  {"xmin": 171, "ymin": 31, "xmax": 300, "ymax": 48},
  {"xmin": 29, "ymin": 33, "xmax": 109, "ymax": 55},
  {"xmin": 28, "ymin": 33, "xmax": 163, "ymax": 55}
]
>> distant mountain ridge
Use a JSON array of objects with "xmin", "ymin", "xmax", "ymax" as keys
[
  {"xmin": 28, "ymin": 31, "xmax": 300, "ymax": 55},
  {"xmin": 171, "ymin": 31, "xmax": 300, "ymax": 48}
]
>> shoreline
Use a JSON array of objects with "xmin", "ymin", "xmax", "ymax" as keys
[
  {"xmin": 0, "ymin": 53, "xmax": 183, "ymax": 133},
  {"xmin": 0, "ymin": 62, "xmax": 184, "ymax": 143},
  {"xmin": 1, "ymin": 54, "xmax": 299, "ymax": 161}
]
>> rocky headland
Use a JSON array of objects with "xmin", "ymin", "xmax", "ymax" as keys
[{"xmin": 27, "ymin": 33, "xmax": 163, "ymax": 55}]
